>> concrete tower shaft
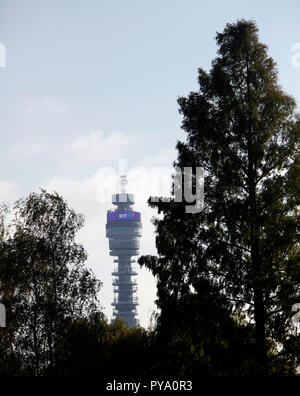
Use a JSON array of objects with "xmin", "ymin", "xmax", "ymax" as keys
[{"xmin": 106, "ymin": 176, "xmax": 142, "ymax": 327}]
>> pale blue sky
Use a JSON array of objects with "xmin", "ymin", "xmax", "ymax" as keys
[{"xmin": 1, "ymin": 0, "xmax": 299, "ymax": 326}]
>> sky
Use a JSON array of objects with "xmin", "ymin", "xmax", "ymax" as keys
[{"xmin": 0, "ymin": 0, "xmax": 300, "ymax": 327}]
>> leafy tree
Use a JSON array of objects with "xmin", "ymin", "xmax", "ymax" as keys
[
  {"xmin": 53, "ymin": 315, "xmax": 153, "ymax": 379},
  {"xmin": 0, "ymin": 204, "xmax": 23, "ymax": 375},
  {"xmin": 0, "ymin": 190, "xmax": 102, "ymax": 375},
  {"xmin": 139, "ymin": 20, "xmax": 300, "ymax": 375}
]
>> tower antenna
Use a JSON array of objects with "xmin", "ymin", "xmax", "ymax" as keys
[
  {"xmin": 120, "ymin": 173, "xmax": 127, "ymax": 194},
  {"xmin": 119, "ymin": 158, "xmax": 128, "ymax": 194}
]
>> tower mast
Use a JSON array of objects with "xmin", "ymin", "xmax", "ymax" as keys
[{"xmin": 120, "ymin": 174, "xmax": 127, "ymax": 194}]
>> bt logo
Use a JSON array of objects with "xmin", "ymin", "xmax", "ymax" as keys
[
  {"xmin": 118, "ymin": 212, "xmax": 135, "ymax": 219},
  {"xmin": 119, "ymin": 214, "xmax": 128, "ymax": 219}
]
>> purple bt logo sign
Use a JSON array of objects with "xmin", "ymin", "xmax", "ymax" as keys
[{"xmin": 107, "ymin": 211, "xmax": 141, "ymax": 222}]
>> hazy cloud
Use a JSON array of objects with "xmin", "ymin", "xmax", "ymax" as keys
[
  {"xmin": 0, "ymin": 181, "xmax": 19, "ymax": 202},
  {"xmin": 70, "ymin": 130, "xmax": 129, "ymax": 164}
]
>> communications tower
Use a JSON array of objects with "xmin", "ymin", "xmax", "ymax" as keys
[{"xmin": 106, "ymin": 175, "xmax": 142, "ymax": 327}]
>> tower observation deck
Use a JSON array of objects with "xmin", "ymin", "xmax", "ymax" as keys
[{"xmin": 106, "ymin": 175, "xmax": 142, "ymax": 327}]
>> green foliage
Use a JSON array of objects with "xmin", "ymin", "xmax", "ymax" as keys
[
  {"xmin": 0, "ymin": 190, "xmax": 101, "ymax": 375},
  {"xmin": 139, "ymin": 20, "xmax": 300, "ymax": 375},
  {"xmin": 53, "ymin": 314, "xmax": 153, "ymax": 378}
]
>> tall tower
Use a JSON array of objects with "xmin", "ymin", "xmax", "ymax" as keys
[{"xmin": 106, "ymin": 175, "xmax": 142, "ymax": 327}]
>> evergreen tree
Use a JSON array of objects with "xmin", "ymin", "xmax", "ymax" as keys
[{"xmin": 139, "ymin": 20, "xmax": 300, "ymax": 375}]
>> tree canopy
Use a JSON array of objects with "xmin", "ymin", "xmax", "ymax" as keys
[
  {"xmin": 0, "ymin": 190, "xmax": 102, "ymax": 375},
  {"xmin": 139, "ymin": 19, "xmax": 300, "ymax": 375}
]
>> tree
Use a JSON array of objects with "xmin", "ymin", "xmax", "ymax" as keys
[
  {"xmin": 139, "ymin": 20, "xmax": 300, "ymax": 375},
  {"xmin": 53, "ymin": 315, "xmax": 153, "ymax": 379},
  {"xmin": 0, "ymin": 190, "xmax": 102, "ymax": 375},
  {"xmin": 0, "ymin": 204, "xmax": 23, "ymax": 375}
]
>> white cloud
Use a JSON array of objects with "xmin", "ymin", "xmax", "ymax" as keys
[
  {"xmin": 25, "ymin": 98, "xmax": 71, "ymax": 119},
  {"xmin": 70, "ymin": 130, "xmax": 129, "ymax": 164},
  {"xmin": 9, "ymin": 135, "xmax": 47, "ymax": 159},
  {"xmin": 0, "ymin": 181, "xmax": 19, "ymax": 202},
  {"xmin": 141, "ymin": 146, "xmax": 176, "ymax": 168}
]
